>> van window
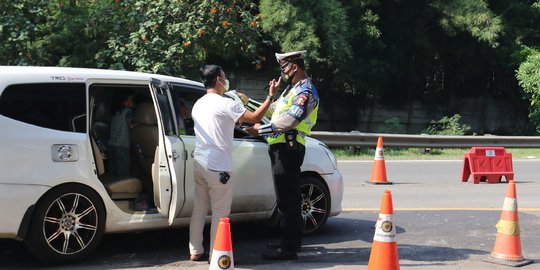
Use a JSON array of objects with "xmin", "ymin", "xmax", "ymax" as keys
[
  {"xmin": 0, "ymin": 83, "xmax": 86, "ymax": 133},
  {"xmin": 170, "ymin": 84, "xmax": 204, "ymax": 136}
]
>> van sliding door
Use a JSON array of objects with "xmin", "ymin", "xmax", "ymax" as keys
[{"xmin": 149, "ymin": 79, "xmax": 186, "ymax": 225}]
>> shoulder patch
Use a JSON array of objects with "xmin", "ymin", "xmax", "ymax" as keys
[{"xmin": 296, "ymin": 95, "xmax": 307, "ymax": 106}]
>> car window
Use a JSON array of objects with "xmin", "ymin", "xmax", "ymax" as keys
[
  {"xmin": 169, "ymin": 84, "xmax": 203, "ymax": 136},
  {"xmin": 0, "ymin": 83, "xmax": 86, "ymax": 133}
]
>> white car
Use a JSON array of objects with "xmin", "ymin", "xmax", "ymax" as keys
[{"xmin": 0, "ymin": 66, "xmax": 343, "ymax": 263}]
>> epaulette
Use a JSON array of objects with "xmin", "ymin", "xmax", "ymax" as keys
[{"xmin": 301, "ymin": 80, "xmax": 312, "ymax": 90}]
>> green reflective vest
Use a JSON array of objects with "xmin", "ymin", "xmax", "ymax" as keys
[{"xmin": 267, "ymin": 80, "xmax": 319, "ymax": 146}]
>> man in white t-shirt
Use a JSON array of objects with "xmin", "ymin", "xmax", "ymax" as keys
[{"xmin": 189, "ymin": 65, "xmax": 279, "ymax": 261}]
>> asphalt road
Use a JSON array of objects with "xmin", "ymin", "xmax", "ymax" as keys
[{"xmin": 1, "ymin": 159, "xmax": 539, "ymax": 269}]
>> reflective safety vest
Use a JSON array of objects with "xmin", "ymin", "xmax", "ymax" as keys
[{"xmin": 266, "ymin": 80, "xmax": 319, "ymax": 146}]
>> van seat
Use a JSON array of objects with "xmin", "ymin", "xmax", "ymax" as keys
[
  {"xmin": 131, "ymin": 102, "xmax": 158, "ymax": 177},
  {"xmin": 101, "ymin": 176, "xmax": 142, "ymax": 200},
  {"xmin": 92, "ymin": 137, "xmax": 142, "ymax": 200},
  {"xmin": 92, "ymin": 102, "xmax": 111, "ymax": 154}
]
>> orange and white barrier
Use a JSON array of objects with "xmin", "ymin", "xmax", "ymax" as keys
[
  {"xmin": 367, "ymin": 137, "xmax": 392, "ymax": 184},
  {"xmin": 368, "ymin": 190, "xmax": 400, "ymax": 270},
  {"xmin": 485, "ymin": 180, "xmax": 533, "ymax": 267},
  {"xmin": 209, "ymin": 218, "xmax": 234, "ymax": 270}
]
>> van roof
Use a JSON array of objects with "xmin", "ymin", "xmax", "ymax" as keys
[{"xmin": 0, "ymin": 66, "xmax": 203, "ymax": 88}]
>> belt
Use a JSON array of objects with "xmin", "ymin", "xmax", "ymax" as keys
[{"xmin": 266, "ymin": 130, "xmax": 306, "ymax": 139}]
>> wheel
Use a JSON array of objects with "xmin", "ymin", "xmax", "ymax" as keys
[
  {"xmin": 24, "ymin": 184, "xmax": 105, "ymax": 263},
  {"xmin": 300, "ymin": 175, "xmax": 330, "ymax": 234}
]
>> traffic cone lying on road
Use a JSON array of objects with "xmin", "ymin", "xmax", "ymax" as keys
[
  {"xmin": 368, "ymin": 190, "xmax": 400, "ymax": 270},
  {"xmin": 484, "ymin": 180, "xmax": 533, "ymax": 267},
  {"xmin": 209, "ymin": 218, "xmax": 234, "ymax": 270},
  {"xmin": 367, "ymin": 136, "xmax": 392, "ymax": 184}
]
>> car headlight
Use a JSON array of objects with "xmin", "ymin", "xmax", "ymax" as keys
[{"xmin": 319, "ymin": 143, "xmax": 337, "ymax": 170}]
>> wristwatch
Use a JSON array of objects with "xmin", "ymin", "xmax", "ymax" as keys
[{"xmin": 266, "ymin": 95, "xmax": 274, "ymax": 101}]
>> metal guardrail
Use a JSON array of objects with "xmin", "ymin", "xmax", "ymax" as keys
[{"xmin": 310, "ymin": 131, "xmax": 540, "ymax": 148}]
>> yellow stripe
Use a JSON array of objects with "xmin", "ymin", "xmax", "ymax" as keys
[
  {"xmin": 496, "ymin": 219, "xmax": 520, "ymax": 236},
  {"xmin": 343, "ymin": 207, "xmax": 540, "ymax": 212}
]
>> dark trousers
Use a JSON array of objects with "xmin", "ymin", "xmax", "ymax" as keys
[
  {"xmin": 108, "ymin": 145, "xmax": 130, "ymax": 177},
  {"xmin": 269, "ymin": 142, "xmax": 305, "ymax": 252}
]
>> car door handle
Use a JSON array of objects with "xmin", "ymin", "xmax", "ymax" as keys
[{"xmin": 172, "ymin": 150, "xmax": 179, "ymax": 161}]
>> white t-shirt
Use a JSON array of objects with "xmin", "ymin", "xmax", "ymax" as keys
[{"xmin": 192, "ymin": 93, "xmax": 246, "ymax": 172}]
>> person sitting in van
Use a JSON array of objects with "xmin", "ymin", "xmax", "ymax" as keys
[
  {"xmin": 108, "ymin": 91, "xmax": 136, "ymax": 177},
  {"xmin": 176, "ymin": 99, "xmax": 194, "ymax": 135}
]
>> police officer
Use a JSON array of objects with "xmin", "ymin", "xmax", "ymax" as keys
[{"xmin": 247, "ymin": 50, "xmax": 319, "ymax": 260}]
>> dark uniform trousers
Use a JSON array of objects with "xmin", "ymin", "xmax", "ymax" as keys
[{"xmin": 269, "ymin": 142, "xmax": 305, "ymax": 252}]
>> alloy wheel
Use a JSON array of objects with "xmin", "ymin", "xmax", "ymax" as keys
[
  {"xmin": 42, "ymin": 193, "xmax": 99, "ymax": 255},
  {"xmin": 300, "ymin": 180, "xmax": 329, "ymax": 234}
]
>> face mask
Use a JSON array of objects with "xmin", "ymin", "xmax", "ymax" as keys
[
  {"xmin": 280, "ymin": 67, "xmax": 296, "ymax": 85},
  {"xmin": 219, "ymin": 77, "xmax": 230, "ymax": 92}
]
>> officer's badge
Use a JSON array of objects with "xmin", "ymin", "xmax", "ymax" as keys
[{"xmin": 296, "ymin": 95, "xmax": 307, "ymax": 106}]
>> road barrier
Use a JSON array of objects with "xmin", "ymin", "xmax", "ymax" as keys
[
  {"xmin": 367, "ymin": 137, "xmax": 392, "ymax": 185},
  {"xmin": 461, "ymin": 147, "xmax": 514, "ymax": 184},
  {"xmin": 484, "ymin": 180, "xmax": 533, "ymax": 267},
  {"xmin": 368, "ymin": 190, "xmax": 400, "ymax": 269},
  {"xmin": 310, "ymin": 131, "xmax": 540, "ymax": 148}
]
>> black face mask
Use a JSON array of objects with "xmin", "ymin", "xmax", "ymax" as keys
[{"xmin": 280, "ymin": 68, "xmax": 296, "ymax": 85}]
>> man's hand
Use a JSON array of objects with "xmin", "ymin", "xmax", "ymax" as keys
[
  {"xmin": 243, "ymin": 123, "xmax": 260, "ymax": 137},
  {"xmin": 268, "ymin": 77, "xmax": 281, "ymax": 97}
]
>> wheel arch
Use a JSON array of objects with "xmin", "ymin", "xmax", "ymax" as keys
[
  {"xmin": 17, "ymin": 182, "xmax": 107, "ymax": 241},
  {"xmin": 300, "ymin": 171, "xmax": 332, "ymax": 212}
]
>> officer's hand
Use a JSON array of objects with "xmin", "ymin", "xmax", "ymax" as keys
[
  {"xmin": 235, "ymin": 92, "xmax": 249, "ymax": 105},
  {"xmin": 268, "ymin": 77, "xmax": 281, "ymax": 97}
]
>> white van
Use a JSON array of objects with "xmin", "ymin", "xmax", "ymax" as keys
[{"xmin": 0, "ymin": 66, "xmax": 343, "ymax": 263}]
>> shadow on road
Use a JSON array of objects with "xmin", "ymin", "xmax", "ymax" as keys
[{"xmin": 0, "ymin": 215, "xmax": 498, "ymax": 269}]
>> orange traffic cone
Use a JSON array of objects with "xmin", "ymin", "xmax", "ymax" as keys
[
  {"xmin": 368, "ymin": 190, "xmax": 400, "ymax": 270},
  {"xmin": 209, "ymin": 218, "xmax": 234, "ymax": 270},
  {"xmin": 484, "ymin": 180, "xmax": 533, "ymax": 267},
  {"xmin": 367, "ymin": 137, "xmax": 392, "ymax": 184}
]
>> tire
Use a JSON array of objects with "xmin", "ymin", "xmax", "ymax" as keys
[
  {"xmin": 300, "ymin": 175, "xmax": 331, "ymax": 234},
  {"xmin": 24, "ymin": 184, "xmax": 105, "ymax": 264}
]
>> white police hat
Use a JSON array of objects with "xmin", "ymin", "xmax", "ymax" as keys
[{"xmin": 275, "ymin": 50, "xmax": 307, "ymax": 64}]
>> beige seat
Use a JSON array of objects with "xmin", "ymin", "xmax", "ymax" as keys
[
  {"xmin": 131, "ymin": 102, "xmax": 159, "ymax": 177},
  {"xmin": 101, "ymin": 175, "xmax": 143, "ymax": 200},
  {"xmin": 91, "ymin": 138, "xmax": 142, "ymax": 199}
]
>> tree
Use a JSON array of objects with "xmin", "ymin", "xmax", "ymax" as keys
[
  {"xmin": 0, "ymin": 1, "xmax": 49, "ymax": 65},
  {"xmin": 517, "ymin": 52, "xmax": 540, "ymax": 131},
  {"xmin": 96, "ymin": 0, "xmax": 261, "ymax": 77},
  {"xmin": 0, "ymin": 0, "xmax": 262, "ymax": 78}
]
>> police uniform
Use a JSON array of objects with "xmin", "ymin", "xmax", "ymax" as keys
[{"xmin": 258, "ymin": 50, "xmax": 319, "ymax": 259}]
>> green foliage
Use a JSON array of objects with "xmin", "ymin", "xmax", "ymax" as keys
[
  {"xmin": 1, "ymin": 0, "xmax": 540, "ymax": 135},
  {"xmin": 0, "ymin": 1, "xmax": 49, "ymax": 65},
  {"xmin": 97, "ymin": 0, "xmax": 261, "ymax": 76},
  {"xmin": 517, "ymin": 51, "xmax": 540, "ymax": 131},
  {"xmin": 0, "ymin": 0, "xmax": 261, "ymax": 77},
  {"xmin": 433, "ymin": 0, "xmax": 502, "ymax": 47},
  {"xmin": 379, "ymin": 117, "xmax": 405, "ymax": 134},
  {"xmin": 259, "ymin": 0, "xmax": 352, "ymax": 66},
  {"xmin": 259, "ymin": 0, "xmax": 319, "ymax": 62},
  {"xmin": 423, "ymin": 114, "xmax": 471, "ymax": 135}
]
